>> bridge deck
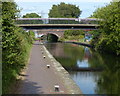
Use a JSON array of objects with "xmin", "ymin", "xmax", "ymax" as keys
[{"xmin": 16, "ymin": 24, "xmax": 99, "ymax": 27}]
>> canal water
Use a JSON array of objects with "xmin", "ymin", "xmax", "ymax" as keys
[{"xmin": 44, "ymin": 43, "xmax": 120, "ymax": 94}]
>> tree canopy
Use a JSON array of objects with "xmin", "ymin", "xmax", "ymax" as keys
[
  {"xmin": 23, "ymin": 13, "xmax": 41, "ymax": 18},
  {"xmin": 90, "ymin": 2, "xmax": 120, "ymax": 55},
  {"xmin": 48, "ymin": 2, "xmax": 82, "ymax": 18}
]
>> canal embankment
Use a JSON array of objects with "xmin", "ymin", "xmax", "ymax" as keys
[{"xmin": 42, "ymin": 43, "xmax": 83, "ymax": 94}]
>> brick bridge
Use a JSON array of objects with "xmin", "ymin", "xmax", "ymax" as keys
[{"xmin": 36, "ymin": 29, "xmax": 94, "ymax": 38}]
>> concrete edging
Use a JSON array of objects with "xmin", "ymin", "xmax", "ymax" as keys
[{"xmin": 42, "ymin": 45, "xmax": 83, "ymax": 94}]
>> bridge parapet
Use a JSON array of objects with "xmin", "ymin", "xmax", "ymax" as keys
[{"xmin": 16, "ymin": 24, "xmax": 99, "ymax": 30}]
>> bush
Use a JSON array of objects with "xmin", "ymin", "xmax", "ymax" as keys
[
  {"xmin": 2, "ymin": 2, "xmax": 35, "ymax": 93},
  {"xmin": 64, "ymin": 30, "xmax": 85, "ymax": 41}
]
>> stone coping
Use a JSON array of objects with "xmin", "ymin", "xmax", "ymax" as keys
[{"xmin": 42, "ymin": 45, "xmax": 83, "ymax": 94}]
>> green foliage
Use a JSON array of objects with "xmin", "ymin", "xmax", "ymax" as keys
[
  {"xmin": 58, "ymin": 37, "xmax": 65, "ymax": 42},
  {"xmin": 95, "ymin": 53, "xmax": 120, "ymax": 94},
  {"xmin": 64, "ymin": 30, "xmax": 84, "ymax": 36},
  {"xmin": 90, "ymin": 2, "xmax": 120, "ymax": 55},
  {"xmin": 23, "ymin": 13, "xmax": 41, "ymax": 18},
  {"xmin": 2, "ymin": 2, "xmax": 34, "ymax": 93},
  {"xmin": 64, "ymin": 30, "xmax": 85, "ymax": 41},
  {"xmin": 88, "ymin": 30, "xmax": 102, "ymax": 46},
  {"xmin": 49, "ymin": 2, "xmax": 82, "ymax": 18}
]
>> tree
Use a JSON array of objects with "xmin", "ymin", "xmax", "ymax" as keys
[
  {"xmin": 90, "ymin": 2, "xmax": 120, "ymax": 55},
  {"xmin": 2, "ymin": 1, "xmax": 34, "ymax": 93},
  {"xmin": 23, "ymin": 13, "xmax": 41, "ymax": 18},
  {"xmin": 49, "ymin": 2, "xmax": 82, "ymax": 18}
]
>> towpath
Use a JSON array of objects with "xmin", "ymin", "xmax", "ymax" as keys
[{"xmin": 14, "ymin": 41, "xmax": 82, "ymax": 94}]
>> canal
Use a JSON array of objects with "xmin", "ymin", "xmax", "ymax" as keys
[{"xmin": 44, "ymin": 43, "xmax": 120, "ymax": 94}]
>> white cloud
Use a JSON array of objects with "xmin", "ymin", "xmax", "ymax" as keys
[{"xmin": 15, "ymin": 0, "xmax": 112, "ymax": 2}]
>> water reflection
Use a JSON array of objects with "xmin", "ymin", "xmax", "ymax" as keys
[
  {"xmin": 45, "ymin": 43, "xmax": 103, "ymax": 70},
  {"xmin": 77, "ymin": 60, "xmax": 89, "ymax": 68},
  {"xmin": 45, "ymin": 43, "xmax": 120, "ymax": 94},
  {"xmin": 84, "ymin": 47, "xmax": 92, "ymax": 60},
  {"xmin": 69, "ymin": 71, "xmax": 99, "ymax": 94},
  {"xmin": 95, "ymin": 53, "xmax": 120, "ymax": 94}
]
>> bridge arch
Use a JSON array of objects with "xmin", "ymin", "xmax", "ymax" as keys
[
  {"xmin": 38, "ymin": 32, "xmax": 62, "ymax": 38},
  {"xmin": 38, "ymin": 33, "xmax": 59, "ymax": 42}
]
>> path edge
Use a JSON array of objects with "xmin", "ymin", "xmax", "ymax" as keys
[{"xmin": 43, "ymin": 45, "xmax": 83, "ymax": 94}]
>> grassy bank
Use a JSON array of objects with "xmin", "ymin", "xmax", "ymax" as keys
[{"xmin": 2, "ymin": 28, "xmax": 35, "ymax": 94}]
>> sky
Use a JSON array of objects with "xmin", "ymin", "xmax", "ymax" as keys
[{"xmin": 15, "ymin": 0, "xmax": 113, "ymax": 18}]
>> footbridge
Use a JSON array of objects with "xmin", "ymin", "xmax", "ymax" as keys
[{"xmin": 16, "ymin": 18, "xmax": 100, "ymax": 37}]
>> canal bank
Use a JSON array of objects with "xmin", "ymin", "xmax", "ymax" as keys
[
  {"xmin": 14, "ymin": 41, "xmax": 82, "ymax": 94},
  {"xmin": 42, "ymin": 43, "xmax": 82, "ymax": 94}
]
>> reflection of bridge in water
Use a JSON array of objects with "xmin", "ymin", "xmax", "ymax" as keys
[
  {"xmin": 69, "ymin": 71, "xmax": 99, "ymax": 79},
  {"xmin": 16, "ymin": 18, "xmax": 100, "ymax": 37},
  {"xmin": 68, "ymin": 67, "xmax": 103, "ymax": 71}
]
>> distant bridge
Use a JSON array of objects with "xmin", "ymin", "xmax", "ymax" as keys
[
  {"xmin": 16, "ymin": 18, "xmax": 101, "ymax": 21},
  {"xmin": 15, "ymin": 18, "xmax": 100, "ymax": 37},
  {"xmin": 16, "ymin": 24, "xmax": 99, "ymax": 30}
]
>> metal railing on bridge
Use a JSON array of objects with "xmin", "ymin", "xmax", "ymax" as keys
[{"xmin": 15, "ymin": 18, "xmax": 101, "ymax": 25}]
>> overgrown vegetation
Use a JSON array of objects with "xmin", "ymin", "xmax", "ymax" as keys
[
  {"xmin": 2, "ymin": 2, "xmax": 35, "ymax": 93},
  {"xmin": 63, "ymin": 30, "xmax": 85, "ymax": 41},
  {"xmin": 90, "ymin": 2, "xmax": 120, "ymax": 55}
]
